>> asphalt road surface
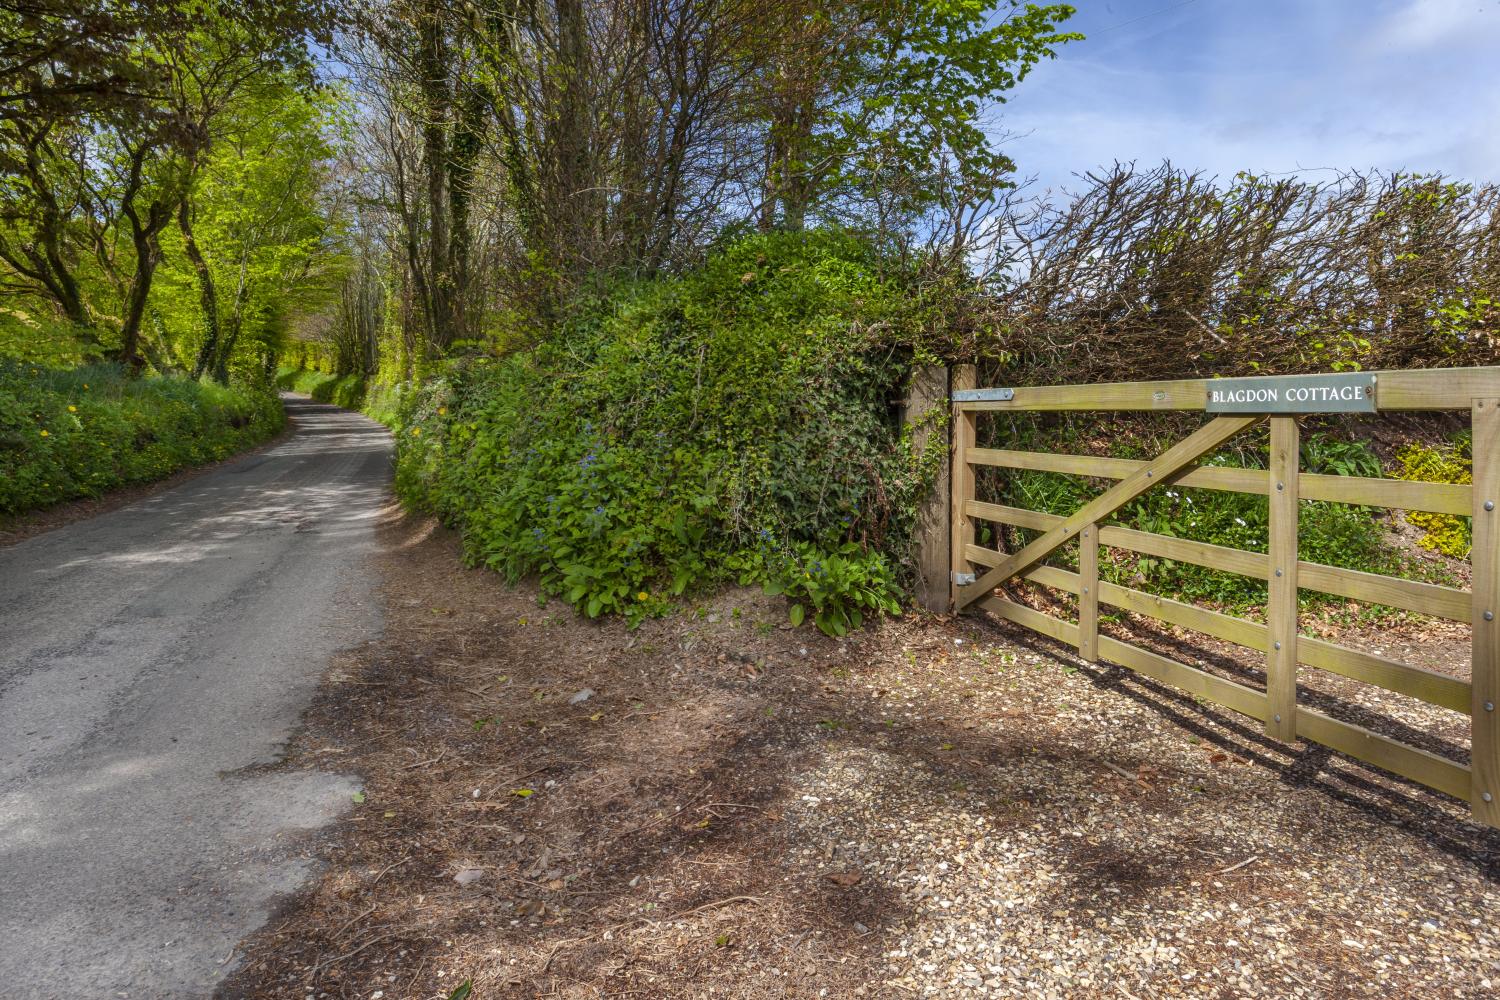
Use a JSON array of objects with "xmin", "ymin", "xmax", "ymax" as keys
[{"xmin": 0, "ymin": 396, "xmax": 391, "ymax": 998}]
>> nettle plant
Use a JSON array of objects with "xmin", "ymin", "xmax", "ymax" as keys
[
  {"xmin": 395, "ymin": 231, "xmax": 934, "ymax": 633},
  {"xmin": 729, "ymin": 539, "xmax": 902, "ymax": 636}
]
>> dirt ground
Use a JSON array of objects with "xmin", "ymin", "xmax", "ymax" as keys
[{"xmin": 219, "ymin": 511, "xmax": 1500, "ymax": 1000}]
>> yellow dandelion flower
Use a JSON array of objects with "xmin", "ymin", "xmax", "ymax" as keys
[
  {"xmin": 411, "ymin": 427, "xmax": 422, "ymax": 436},
  {"xmin": 68, "ymin": 405, "xmax": 77, "ymax": 412},
  {"xmin": 438, "ymin": 406, "xmax": 447, "ymax": 416},
  {"xmin": 636, "ymin": 591, "xmax": 649, "ymax": 601},
  {"xmin": 39, "ymin": 429, "xmax": 49, "ymax": 437}
]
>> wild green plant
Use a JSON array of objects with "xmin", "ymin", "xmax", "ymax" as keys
[
  {"xmin": 0, "ymin": 360, "xmax": 283, "ymax": 514},
  {"xmin": 1396, "ymin": 431, "xmax": 1472, "ymax": 558},
  {"xmin": 392, "ymin": 231, "xmax": 934, "ymax": 633},
  {"xmin": 1300, "ymin": 433, "xmax": 1382, "ymax": 478},
  {"xmin": 991, "ymin": 420, "xmax": 1425, "ymax": 612}
]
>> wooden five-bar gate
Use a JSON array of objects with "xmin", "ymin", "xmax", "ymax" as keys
[{"xmin": 947, "ymin": 366, "xmax": 1500, "ymax": 828}]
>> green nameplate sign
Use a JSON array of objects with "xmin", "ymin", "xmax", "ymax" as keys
[{"xmin": 1205, "ymin": 373, "xmax": 1378, "ymax": 414}]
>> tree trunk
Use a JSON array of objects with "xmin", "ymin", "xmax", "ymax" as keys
[
  {"xmin": 779, "ymin": 93, "xmax": 815, "ymax": 232},
  {"xmin": 143, "ymin": 308, "xmax": 183, "ymax": 375},
  {"xmin": 118, "ymin": 231, "xmax": 160, "ymax": 375},
  {"xmin": 447, "ymin": 85, "xmax": 485, "ymax": 343},
  {"xmin": 212, "ymin": 265, "xmax": 251, "ymax": 385},
  {"xmin": 553, "ymin": 0, "xmax": 592, "ymax": 275},
  {"xmin": 418, "ymin": 0, "xmax": 453, "ymax": 353},
  {"xmin": 179, "ymin": 198, "xmax": 222, "ymax": 379},
  {"xmin": 116, "ymin": 141, "xmax": 176, "ymax": 374}
]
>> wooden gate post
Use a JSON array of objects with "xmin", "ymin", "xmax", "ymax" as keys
[
  {"xmin": 1078, "ymin": 524, "xmax": 1100, "ymax": 662},
  {"xmin": 907, "ymin": 365, "xmax": 952, "ymax": 613},
  {"xmin": 949, "ymin": 365, "xmax": 978, "ymax": 612},
  {"xmin": 1472, "ymin": 398, "xmax": 1499, "ymax": 826},
  {"xmin": 1265, "ymin": 417, "xmax": 1300, "ymax": 743}
]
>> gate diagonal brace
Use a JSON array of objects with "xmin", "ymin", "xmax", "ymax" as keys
[{"xmin": 955, "ymin": 415, "xmax": 1264, "ymax": 610}]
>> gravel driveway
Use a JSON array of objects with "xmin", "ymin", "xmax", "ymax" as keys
[{"xmin": 221, "ymin": 515, "xmax": 1500, "ymax": 999}]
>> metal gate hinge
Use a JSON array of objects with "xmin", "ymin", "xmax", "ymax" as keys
[
  {"xmin": 953, "ymin": 388, "xmax": 1014, "ymax": 403},
  {"xmin": 952, "ymin": 571, "xmax": 977, "ymax": 586}
]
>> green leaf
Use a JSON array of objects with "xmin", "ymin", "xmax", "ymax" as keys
[
  {"xmin": 351, "ymin": 791, "xmax": 366, "ymax": 804},
  {"xmin": 448, "ymin": 982, "xmax": 473, "ymax": 1000},
  {"xmin": 788, "ymin": 603, "xmax": 805, "ymax": 627}
]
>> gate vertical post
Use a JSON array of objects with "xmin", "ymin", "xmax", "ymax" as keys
[
  {"xmin": 908, "ymin": 365, "xmax": 953, "ymax": 613},
  {"xmin": 1266, "ymin": 417, "xmax": 1300, "ymax": 742},
  {"xmin": 949, "ymin": 365, "xmax": 978, "ymax": 612},
  {"xmin": 1471, "ymin": 398, "xmax": 1500, "ymax": 826},
  {"xmin": 1078, "ymin": 524, "xmax": 1100, "ymax": 662}
]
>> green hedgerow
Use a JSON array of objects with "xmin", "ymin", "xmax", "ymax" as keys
[
  {"xmin": 0, "ymin": 360, "xmax": 284, "ymax": 515},
  {"xmin": 393, "ymin": 230, "xmax": 936, "ymax": 632},
  {"xmin": 989, "ymin": 419, "xmax": 1423, "ymax": 612},
  {"xmin": 276, "ymin": 367, "xmax": 404, "ymax": 426}
]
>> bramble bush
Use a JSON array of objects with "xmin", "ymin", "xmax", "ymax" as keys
[
  {"xmin": 0, "ymin": 360, "xmax": 284, "ymax": 515},
  {"xmin": 393, "ymin": 231, "xmax": 937, "ymax": 632}
]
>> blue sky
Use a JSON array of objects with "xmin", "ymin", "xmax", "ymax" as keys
[{"xmin": 996, "ymin": 0, "xmax": 1500, "ymax": 197}]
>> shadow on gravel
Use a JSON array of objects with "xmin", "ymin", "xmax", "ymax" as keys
[
  {"xmin": 993, "ymin": 624, "xmax": 1500, "ymax": 880},
  {"xmin": 220, "ymin": 514, "xmax": 1500, "ymax": 999}
]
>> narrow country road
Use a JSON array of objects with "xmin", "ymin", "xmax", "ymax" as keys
[{"xmin": 0, "ymin": 396, "xmax": 391, "ymax": 999}]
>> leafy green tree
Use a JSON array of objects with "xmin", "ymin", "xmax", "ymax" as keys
[
  {"xmin": 756, "ymin": 0, "xmax": 1080, "ymax": 231},
  {"xmin": 158, "ymin": 80, "xmax": 349, "ymax": 382},
  {"xmin": 0, "ymin": 1, "xmax": 331, "ymax": 370}
]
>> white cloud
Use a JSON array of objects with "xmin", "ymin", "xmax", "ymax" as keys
[{"xmin": 995, "ymin": 0, "xmax": 1500, "ymax": 195}]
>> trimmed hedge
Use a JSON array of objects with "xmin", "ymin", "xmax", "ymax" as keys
[{"xmin": 0, "ymin": 361, "xmax": 284, "ymax": 515}]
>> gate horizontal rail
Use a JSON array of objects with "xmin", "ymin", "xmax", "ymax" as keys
[{"xmin": 950, "ymin": 365, "xmax": 1500, "ymax": 827}]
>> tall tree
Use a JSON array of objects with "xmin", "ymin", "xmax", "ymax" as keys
[
  {"xmin": 0, "ymin": 0, "xmax": 331, "ymax": 370},
  {"xmin": 157, "ymin": 81, "xmax": 347, "ymax": 382},
  {"xmin": 335, "ymin": 0, "xmax": 1079, "ymax": 351}
]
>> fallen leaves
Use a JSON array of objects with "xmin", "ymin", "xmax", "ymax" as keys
[{"xmin": 824, "ymin": 871, "xmax": 863, "ymax": 888}]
